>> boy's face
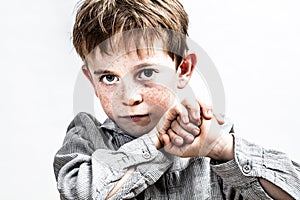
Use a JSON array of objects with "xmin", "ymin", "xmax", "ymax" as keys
[{"xmin": 83, "ymin": 46, "xmax": 195, "ymax": 137}]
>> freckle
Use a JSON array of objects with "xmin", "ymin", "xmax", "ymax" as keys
[{"xmin": 143, "ymin": 86, "xmax": 174, "ymax": 109}]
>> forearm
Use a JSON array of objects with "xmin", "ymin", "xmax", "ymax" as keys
[
  {"xmin": 207, "ymin": 133, "xmax": 234, "ymax": 162},
  {"xmin": 106, "ymin": 167, "xmax": 135, "ymax": 199},
  {"xmin": 92, "ymin": 134, "xmax": 172, "ymax": 199},
  {"xmin": 211, "ymin": 134, "xmax": 300, "ymax": 199},
  {"xmin": 259, "ymin": 178, "xmax": 293, "ymax": 200},
  {"xmin": 55, "ymin": 135, "xmax": 172, "ymax": 199},
  {"xmin": 211, "ymin": 131, "xmax": 294, "ymax": 198}
]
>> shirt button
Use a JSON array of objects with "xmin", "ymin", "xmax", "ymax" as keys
[
  {"xmin": 242, "ymin": 164, "xmax": 251, "ymax": 174},
  {"xmin": 142, "ymin": 151, "xmax": 151, "ymax": 159}
]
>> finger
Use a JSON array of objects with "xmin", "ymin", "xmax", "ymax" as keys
[
  {"xmin": 161, "ymin": 133, "xmax": 171, "ymax": 146},
  {"xmin": 197, "ymin": 99, "xmax": 213, "ymax": 120},
  {"xmin": 157, "ymin": 103, "xmax": 186, "ymax": 134},
  {"xmin": 163, "ymin": 139, "xmax": 186, "ymax": 157},
  {"xmin": 177, "ymin": 103, "xmax": 189, "ymax": 124},
  {"xmin": 167, "ymin": 128, "xmax": 184, "ymax": 146},
  {"xmin": 213, "ymin": 113, "xmax": 225, "ymax": 125},
  {"xmin": 168, "ymin": 102, "xmax": 189, "ymax": 124},
  {"xmin": 166, "ymin": 103, "xmax": 183, "ymax": 122},
  {"xmin": 170, "ymin": 119, "xmax": 195, "ymax": 144},
  {"xmin": 181, "ymin": 98, "xmax": 201, "ymax": 124},
  {"xmin": 202, "ymin": 106, "xmax": 213, "ymax": 120},
  {"xmin": 175, "ymin": 116, "xmax": 200, "ymax": 137},
  {"xmin": 201, "ymin": 115, "xmax": 223, "ymax": 141}
]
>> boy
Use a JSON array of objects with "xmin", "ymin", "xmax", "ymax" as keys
[{"xmin": 54, "ymin": 0, "xmax": 300, "ymax": 199}]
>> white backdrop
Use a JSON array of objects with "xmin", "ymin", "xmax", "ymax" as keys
[{"xmin": 0, "ymin": 0, "xmax": 299, "ymax": 199}]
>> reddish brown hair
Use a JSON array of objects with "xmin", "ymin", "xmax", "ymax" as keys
[{"xmin": 73, "ymin": 0, "xmax": 189, "ymax": 65}]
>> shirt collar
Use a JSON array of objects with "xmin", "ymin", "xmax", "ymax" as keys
[{"xmin": 100, "ymin": 118, "xmax": 136, "ymax": 140}]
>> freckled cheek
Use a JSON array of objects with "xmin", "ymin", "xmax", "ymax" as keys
[
  {"xmin": 142, "ymin": 86, "xmax": 175, "ymax": 111},
  {"xmin": 97, "ymin": 87, "xmax": 114, "ymax": 118}
]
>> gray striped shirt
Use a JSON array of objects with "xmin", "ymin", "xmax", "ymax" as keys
[{"xmin": 54, "ymin": 112, "xmax": 300, "ymax": 199}]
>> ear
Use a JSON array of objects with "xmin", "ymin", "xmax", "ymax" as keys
[
  {"xmin": 82, "ymin": 65, "xmax": 98, "ymax": 97},
  {"xmin": 177, "ymin": 53, "xmax": 197, "ymax": 89}
]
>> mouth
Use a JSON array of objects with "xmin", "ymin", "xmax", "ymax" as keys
[{"xmin": 121, "ymin": 114, "xmax": 150, "ymax": 122}]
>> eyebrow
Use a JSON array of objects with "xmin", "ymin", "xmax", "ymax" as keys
[
  {"xmin": 93, "ymin": 69, "xmax": 113, "ymax": 75},
  {"xmin": 93, "ymin": 63, "xmax": 156, "ymax": 75}
]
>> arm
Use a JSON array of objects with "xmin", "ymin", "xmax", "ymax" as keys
[
  {"xmin": 204, "ymin": 114, "xmax": 298, "ymax": 199},
  {"xmin": 162, "ymin": 110, "xmax": 300, "ymax": 199},
  {"xmin": 53, "ymin": 113, "xmax": 172, "ymax": 200},
  {"xmin": 211, "ymin": 134, "xmax": 300, "ymax": 199},
  {"xmin": 106, "ymin": 167, "xmax": 135, "ymax": 199}
]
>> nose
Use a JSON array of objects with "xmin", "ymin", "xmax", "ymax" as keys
[
  {"xmin": 121, "ymin": 82, "xmax": 143, "ymax": 106},
  {"xmin": 127, "ymin": 93, "xmax": 143, "ymax": 106}
]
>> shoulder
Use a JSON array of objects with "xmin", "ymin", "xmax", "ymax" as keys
[
  {"xmin": 67, "ymin": 112, "xmax": 102, "ymax": 132},
  {"xmin": 65, "ymin": 112, "xmax": 105, "ymax": 141},
  {"xmin": 64, "ymin": 112, "xmax": 115, "ymax": 149}
]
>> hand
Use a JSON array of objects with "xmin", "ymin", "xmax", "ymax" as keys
[
  {"xmin": 162, "ymin": 111, "xmax": 234, "ymax": 161},
  {"xmin": 148, "ymin": 97, "xmax": 212, "ymax": 149},
  {"xmin": 148, "ymin": 101, "xmax": 191, "ymax": 149},
  {"xmin": 167, "ymin": 98, "xmax": 213, "ymax": 146}
]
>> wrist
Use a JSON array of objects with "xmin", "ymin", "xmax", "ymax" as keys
[
  {"xmin": 148, "ymin": 129, "xmax": 163, "ymax": 149},
  {"xmin": 208, "ymin": 133, "xmax": 234, "ymax": 162}
]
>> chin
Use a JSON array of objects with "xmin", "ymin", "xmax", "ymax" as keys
[
  {"xmin": 115, "ymin": 116, "xmax": 159, "ymax": 137},
  {"xmin": 121, "ymin": 124, "xmax": 155, "ymax": 138}
]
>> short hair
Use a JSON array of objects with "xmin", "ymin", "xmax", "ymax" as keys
[{"xmin": 73, "ymin": 0, "xmax": 189, "ymax": 66}]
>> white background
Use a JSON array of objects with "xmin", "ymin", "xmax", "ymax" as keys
[{"xmin": 0, "ymin": 0, "xmax": 299, "ymax": 199}]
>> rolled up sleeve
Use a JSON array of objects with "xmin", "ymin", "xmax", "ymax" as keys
[
  {"xmin": 211, "ymin": 134, "xmax": 300, "ymax": 199},
  {"xmin": 92, "ymin": 134, "xmax": 172, "ymax": 199},
  {"xmin": 54, "ymin": 113, "xmax": 172, "ymax": 200}
]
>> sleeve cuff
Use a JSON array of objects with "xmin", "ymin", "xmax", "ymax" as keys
[
  {"xmin": 211, "ymin": 159, "xmax": 257, "ymax": 187},
  {"xmin": 91, "ymin": 134, "xmax": 172, "ymax": 197},
  {"xmin": 92, "ymin": 134, "xmax": 171, "ymax": 170},
  {"xmin": 210, "ymin": 135, "xmax": 271, "ymax": 198},
  {"xmin": 211, "ymin": 134, "xmax": 265, "ymax": 185},
  {"xmin": 211, "ymin": 134, "xmax": 294, "ymax": 199}
]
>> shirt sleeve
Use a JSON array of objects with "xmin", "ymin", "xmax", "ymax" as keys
[
  {"xmin": 53, "ymin": 113, "xmax": 172, "ymax": 200},
  {"xmin": 211, "ymin": 134, "xmax": 300, "ymax": 199},
  {"xmin": 92, "ymin": 135, "xmax": 173, "ymax": 199}
]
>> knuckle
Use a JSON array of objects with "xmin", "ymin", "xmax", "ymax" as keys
[
  {"xmin": 171, "ymin": 122, "xmax": 180, "ymax": 132},
  {"xmin": 171, "ymin": 121, "xmax": 176, "ymax": 129},
  {"xmin": 168, "ymin": 129, "xmax": 177, "ymax": 140},
  {"xmin": 176, "ymin": 129, "xmax": 185, "ymax": 137}
]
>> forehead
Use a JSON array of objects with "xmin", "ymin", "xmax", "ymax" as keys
[
  {"xmin": 85, "ymin": 31, "xmax": 176, "ymax": 69},
  {"xmin": 86, "ymin": 46, "xmax": 174, "ymax": 72}
]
